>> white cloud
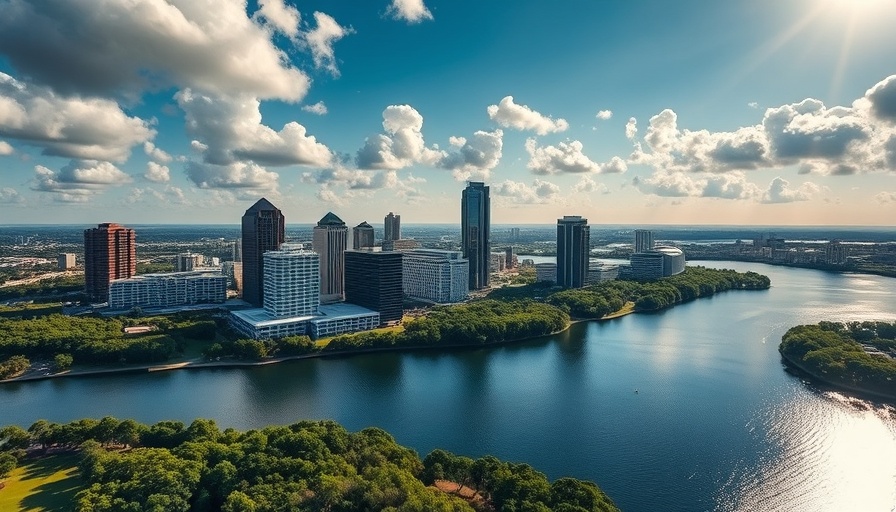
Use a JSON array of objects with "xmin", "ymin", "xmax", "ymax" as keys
[
  {"xmin": 633, "ymin": 171, "xmax": 762, "ymax": 200},
  {"xmin": 127, "ymin": 185, "xmax": 187, "ymax": 205},
  {"xmin": 186, "ymin": 161, "xmax": 279, "ymax": 193},
  {"xmin": 305, "ymin": 12, "xmax": 353, "ymax": 77},
  {"xmin": 596, "ymin": 110, "xmax": 613, "ymax": 120},
  {"xmin": 302, "ymin": 101, "xmax": 328, "ymax": 115},
  {"xmin": 176, "ymin": 89, "xmax": 333, "ymax": 168},
  {"xmin": 441, "ymin": 129, "xmax": 504, "ymax": 181},
  {"xmin": 145, "ymin": 162, "xmax": 171, "ymax": 183},
  {"xmin": 0, "ymin": 73, "xmax": 154, "ymax": 162},
  {"xmin": 525, "ymin": 138, "xmax": 626, "ymax": 175},
  {"xmin": 356, "ymin": 105, "xmax": 445, "ymax": 170},
  {"xmin": 625, "ymin": 117, "xmax": 638, "ymax": 141},
  {"xmin": 573, "ymin": 176, "xmax": 609, "ymax": 194},
  {"xmin": 487, "ymin": 96, "xmax": 569, "ymax": 135},
  {"xmin": 0, "ymin": 140, "xmax": 12, "ymax": 155},
  {"xmin": 493, "ymin": 179, "xmax": 561, "ymax": 204},
  {"xmin": 748, "ymin": 102, "xmax": 759, "ymax": 109},
  {"xmin": 761, "ymin": 177, "xmax": 819, "ymax": 203},
  {"xmin": 255, "ymin": 0, "xmax": 301, "ymax": 38},
  {"xmin": 143, "ymin": 142, "xmax": 172, "ymax": 163},
  {"xmin": 31, "ymin": 160, "xmax": 132, "ymax": 201},
  {"xmin": 387, "ymin": 0, "xmax": 433, "ymax": 23},
  {"xmin": 875, "ymin": 191, "xmax": 896, "ymax": 203},
  {"xmin": 0, "ymin": 187, "xmax": 23, "ymax": 204},
  {"xmin": 0, "ymin": 0, "xmax": 311, "ymax": 102}
]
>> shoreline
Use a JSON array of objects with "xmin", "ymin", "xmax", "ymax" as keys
[
  {"xmin": 1, "ymin": 307, "xmax": 637, "ymax": 385},
  {"xmin": 778, "ymin": 350, "xmax": 896, "ymax": 403}
]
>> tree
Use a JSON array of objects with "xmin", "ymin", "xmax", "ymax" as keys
[
  {"xmin": 53, "ymin": 353, "xmax": 74, "ymax": 372},
  {"xmin": 0, "ymin": 452, "xmax": 16, "ymax": 478}
]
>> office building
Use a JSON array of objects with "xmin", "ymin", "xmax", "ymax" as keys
[
  {"xmin": 109, "ymin": 271, "xmax": 227, "ymax": 310},
  {"xmin": 630, "ymin": 246, "xmax": 685, "ymax": 280},
  {"xmin": 381, "ymin": 239, "xmax": 421, "ymax": 251},
  {"xmin": 241, "ymin": 198, "xmax": 285, "ymax": 307},
  {"xmin": 402, "ymin": 249, "xmax": 468, "ymax": 303},
  {"xmin": 353, "ymin": 221, "xmax": 375, "ymax": 250},
  {"xmin": 461, "ymin": 181, "xmax": 490, "ymax": 290},
  {"xmin": 312, "ymin": 212, "xmax": 349, "ymax": 302},
  {"xmin": 344, "ymin": 250, "xmax": 403, "ymax": 324},
  {"xmin": 174, "ymin": 252, "xmax": 203, "ymax": 272},
  {"xmin": 634, "ymin": 229, "xmax": 655, "ymax": 253},
  {"xmin": 263, "ymin": 244, "xmax": 319, "ymax": 318},
  {"xmin": 535, "ymin": 262, "xmax": 557, "ymax": 284},
  {"xmin": 84, "ymin": 223, "xmax": 136, "ymax": 303},
  {"xmin": 384, "ymin": 212, "xmax": 401, "ymax": 242},
  {"xmin": 58, "ymin": 253, "xmax": 76, "ymax": 270},
  {"xmin": 505, "ymin": 247, "xmax": 514, "ymax": 269},
  {"xmin": 585, "ymin": 264, "xmax": 619, "ymax": 285},
  {"xmin": 557, "ymin": 216, "xmax": 590, "ymax": 288}
]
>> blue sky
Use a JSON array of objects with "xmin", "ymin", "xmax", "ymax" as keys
[{"xmin": 1, "ymin": 0, "xmax": 896, "ymax": 226}]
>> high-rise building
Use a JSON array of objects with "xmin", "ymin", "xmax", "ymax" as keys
[
  {"xmin": 84, "ymin": 223, "xmax": 136, "ymax": 303},
  {"xmin": 312, "ymin": 212, "xmax": 349, "ymax": 302},
  {"xmin": 58, "ymin": 253, "xmax": 76, "ymax": 270},
  {"xmin": 241, "ymin": 198, "xmax": 285, "ymax": 307},
  {"xmin": 402, "ymin": 249, "xmax": 468, "ymax": 303},
  {"xmin": 353, "ymin": 221, "xmax": 375, "ymax": 250},
  {"xmin": 461, "ymin": 182, "xmax": 490, "ymax": 290},
  {"xmin": 344, "ymin": 250, "xmax": 403, "ymax": 324},
  {"xmin": 557, "ymin": 216, "xmax": 590, "ymax": 288},
  {"xmin": 505, "ymin": 247, "xmax": 514, "ymax": 269},
  {"xmin": 263, "ymin": 244, "xmax": 320, "ymax": 318},
  {"xmin": 174, "ymin": 252, "xmax": 203, "ymax": 272},
  {"xmin": 384, "ymin": 212, "xmax": 401, "ymax": 242},
  {"xmin": 634, "ymin": 229, "xmax": 654, "ymax": 253}
]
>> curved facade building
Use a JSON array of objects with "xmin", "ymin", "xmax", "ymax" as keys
[{"xmin": 630, "ymin": 245, "xmax": 685, "ymax": 280}]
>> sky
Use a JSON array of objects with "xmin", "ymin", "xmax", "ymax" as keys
[{"xmin": 2, "ymin": 0, "xmax": 896, "ymax": 226}]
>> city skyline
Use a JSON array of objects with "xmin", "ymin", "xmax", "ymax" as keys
[{"xmin": 2, "ymin": 1, "xmax": 896, "ymax": 226}]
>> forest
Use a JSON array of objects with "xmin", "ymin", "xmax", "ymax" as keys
[
  {"xmin": 0, "ymin": 418, "xmax": 618, "ymax": 512},
  {"xmin": 779, "ymin": 321, "xmax": 896, "ymax": 400}
]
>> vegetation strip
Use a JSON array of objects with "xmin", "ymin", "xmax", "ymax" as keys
[
  {"xmin": 779, "ymin": 321, "xmax": 896, "ymax": 401},
  {"xmin": 0, "ymin": 418, "xmax": 619, "ymax": 511}
]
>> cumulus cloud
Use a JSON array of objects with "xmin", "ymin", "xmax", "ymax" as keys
[
  {"xmin": 875, "ymin": 191, "xmax": 896, "ymax": 203},
  {"xmin": 302, "ymin": 101, "xmax": 328, "ymax": 115},
  {"xmin": 186, "ymin": 161, "xmax": 279, "ymax": 193},
  {"xmin": 0, "ymin": 0, "xmax": 310, "ymax": 102},
  {"xmin": 761, "ymin": 177, "xmax": 820, "ymax": 203},
  {"xmin": 31, "ymin": 160, "xmax": 132, "ymax": 201},
  {"xmin": 305, "ymin": 12, "xmax": 353, "ymax": 77},
  {"xmin": 177, "ymin": 89, "xmax": 333, "ymax": 168},
  {"xmin": 143, "ymin": 142, "xmax": 172, "ymax": 163},
  {"xmin": 865, "ymin": 75, "xmax": 896, "ymax": 122},
  {"xmin": 441, "ymin": 129, "xmax": 504, "ymax": 181},
  {"xmin": 596, "ymin": 110, "xmax": 613, "ymax": 120},
  {"xmin": 356, "ymin": 105, "xmax": 445, "ymax": 170},
  {"xmin": 127, "ymin": 185, "xmax": 187, "ymax": 205},
  {"xmin": 254, "ymin": 0, "xmax": 301, "ymax": 38},
  {"xmin": 387, "ymin": 0, "xmax": 433, "ymax": 23},
  {"xmin": 633, "ymin": 171, "xmax": 762, "ymax": 200},
  {"xmin": 0, "ymin": 73, "xmax": 154, "ymax": 162},
  {"xmin": 0, "ymin": 187, "xmax": 23, "ymax": 204},
  {"xmin": 625, "ymin": 117, "xmax": 638, "ymax": 141},
  {"xmin": 0, "ymin": 141, "xmax": 12, "ymax": 155},
  {"xmin": 525, "ymin": 139, "xmax": 627, "ymax": 175},
  {"xmin": 145, "ymin": 162, "xmax": 170, "ymax": 183},
  {"xmin": 487, "ymin": 96, "xmax": 569, "ymax": 135},
  {"xmin": 493, "ymin": 179, "xmax": 561, "ymax": 204}
]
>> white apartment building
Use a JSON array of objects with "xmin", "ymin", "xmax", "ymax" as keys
[
  {"xmin": 109, "ymin": 271, "xmax": 227, "ymax": 310},
  {"xmin": 263, "ymin": 244, "xmax": 319, "ymax": 318},
  {"xmin": 402, "ymin": 249, "xmax": 469, "ymax": 303}
]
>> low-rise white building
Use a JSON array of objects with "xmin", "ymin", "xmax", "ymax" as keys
[
  {"xmin": 109, "ymin": 271, "xmax": 227, "ymax": 310},
  {"xmin": 402, "ymin": 249, "xmax": 468, "ymax": 303}
]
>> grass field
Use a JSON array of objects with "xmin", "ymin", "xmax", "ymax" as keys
[{"xmin": 0, "ymin": 454, "xmax": 83, "ymax": 511}]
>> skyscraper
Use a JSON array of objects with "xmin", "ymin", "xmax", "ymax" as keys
[
  {"xmin": 384, "ymin": 212, "xmax": 401, "ymax": 242},
  {"xmin": 312, "ymin": 212, "xmax": 349, "ymax": 302},
  {"xmin": 461, "ymin": 182, "xmax": 490, "ymax": 289},
  {"xmin": 344, "ymin": 250, "xmax": 403, "ymax": 324},
  {"xmin": 84, "ymin": 223, "xmax": 136, "ymax": 302},
  {"xmin": 556, "ymin": 216, "xmax": 590, "ymax": 288},
  {"xmin": 634, "ymin": 229, "xmax": 654, "ymax": 253},
  {"xmin": 263, "ymin": 244, "xmax": 320, "ymax": 318},
  {"xmin": 353, "ymin": 221, "xmax": 375, "ymax": 250},
  {"xmin": 241, "ymin": 198, "xmax": 285, "ymax": 307}
]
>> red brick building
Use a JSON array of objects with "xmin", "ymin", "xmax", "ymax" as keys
[{"xmin": 84, "ymin": 223, "xmax": 136, "ymax": 303}]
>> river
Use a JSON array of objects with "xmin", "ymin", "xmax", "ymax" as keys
[{"xmin": 1, "ymin": 261, "xmax": 895, "ymax": 511}]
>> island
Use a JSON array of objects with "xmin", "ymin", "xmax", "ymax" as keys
[
  {"xmin": 779, "ymin": 321, "xmax": 896, "ymax": 401},
  {"xmin": 0, "ymin": 266, "xmax": 771, "ymax": 381},
  {"xmin": 0, "ymin": 418, "xmax": 619, "ymax": 512}
]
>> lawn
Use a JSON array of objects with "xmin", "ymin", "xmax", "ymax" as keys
[{"xmin": 0, "ymin": 453, "xmax": 83, "ymax": 511}]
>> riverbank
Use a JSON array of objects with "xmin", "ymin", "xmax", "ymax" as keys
[
  {"xmin": 779, "ymin": 350, "xmax": 896, "ymax": 403},
  {"xmin": 1, "ymin": 304, "xmax": 638, "ymax": 385}
]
